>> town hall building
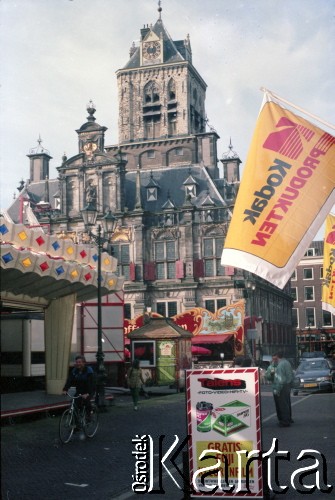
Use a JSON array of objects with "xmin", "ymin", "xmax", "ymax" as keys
[{"xmin": 4, "ymin": 4, "xmax": 295, "ymax": 364}]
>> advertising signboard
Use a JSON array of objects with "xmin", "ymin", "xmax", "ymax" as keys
[
  {"xmin": 186, "ymin": 368, "xmax": 263, "ymax": 498},
  {"xmin": 124, "ymin": 301, "xmax": 246, "ymax": 356}
]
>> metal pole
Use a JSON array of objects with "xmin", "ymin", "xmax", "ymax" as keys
[{"xmin": 96, "ymin": 224, "xmax": 106, "ymax": 409}]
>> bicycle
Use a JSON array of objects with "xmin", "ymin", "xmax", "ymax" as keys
[{"xmin": 59, "ymin": 393, "xmax": 99, "ymax": 444}]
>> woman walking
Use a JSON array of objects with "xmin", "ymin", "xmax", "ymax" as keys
[{"xmin": 127, "ymin": 359, "xmax": 144, "ymax": 410}]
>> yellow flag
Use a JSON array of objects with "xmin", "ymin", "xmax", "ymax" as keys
[
  {"xmin": 322, "ymin": 214, "xmax": 335, "ymax": 315},
  {"xmin": 221, "ymin": 98, "xmax": 335, "ymax": 288}
]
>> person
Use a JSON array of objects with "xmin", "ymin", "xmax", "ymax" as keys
[
  {"xmin": 126, "ymin": 359, "xmax": 145, "ymax": 411},
  {"xmin": 63, "ymin": 355, "xmax": 95, "ymax": 419},
  {"xmin": 232, "ymin": 356, "xmax": 252, "ymax": 367},
  {"xmin": 232, "ymin": 356, "xmax": 244, "ymax": 367},
  {"xmin": 265, "ymin": 351, "xmax": 294, "ymax": 427}
]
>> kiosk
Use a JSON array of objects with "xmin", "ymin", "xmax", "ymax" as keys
[{"xmin": 127, "ymin": 317, "xmax": 193, "ymax": 390}]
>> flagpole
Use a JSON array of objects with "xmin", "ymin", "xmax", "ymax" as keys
[{"xmin": 260, "ymin": 87, "xmax": 335, "ymax": 131}]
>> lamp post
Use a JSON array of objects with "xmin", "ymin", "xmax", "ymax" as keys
[
  {"xmin": 81, "ymin": 204, "xmax": 117, "ymax": 408},
  {"xmin": 220, "ymin": 352, "xmax": 225, "ymax": 368},
  {"xmin": 246, "ymin": 279, "xmax": 256, "ymax": 364},
  {"xmin": 307, "ymin": 325, "xmax": 311, "ymax": 353}
]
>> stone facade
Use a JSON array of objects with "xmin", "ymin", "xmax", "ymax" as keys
[{"xmin": 6, "ymin": 7, "xmax": 295, "ymax": 361}]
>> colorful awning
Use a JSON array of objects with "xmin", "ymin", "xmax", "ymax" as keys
[
  {"xmin": 0, "ymin": 216, "xmax": 123, "ymax": 305},
  {"xmin": 192, "ymin": 333, "xmax": 233, "ymax": 344}
]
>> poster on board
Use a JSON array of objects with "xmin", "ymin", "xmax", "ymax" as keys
[{"xmin": 186, "ymin": 368, "xmax": 263, "ymax": 498}]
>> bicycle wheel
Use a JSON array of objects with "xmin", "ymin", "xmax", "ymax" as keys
[
  {"xmin": 59, "ymin": 409, "xmax": 75, "ymax": 443},
  {"xmin": 83, "ymin": 406, "xmax": 99, "ymax": 438}
]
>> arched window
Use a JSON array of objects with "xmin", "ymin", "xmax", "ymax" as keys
[
  {"xmin": 143, "ymin": 81, "xmax": 161, "ymax": 139},
  {"xmin": 167, "ymin": 79, "xmax": 177, "ymax": 135},
  {"xmin": 168, "ymin": 79, "xmax": 176, "ymax": 101},
  {"xmin": 144, "ymin": 81, "xmax": 160, "ymax": 104}
]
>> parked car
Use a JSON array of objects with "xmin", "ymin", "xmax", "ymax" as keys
[
  {"xmin": 293, "ymin": 358, "xmax": 335, "ymax": 395},
  {"xmin": 300, "ymin": 351, "xmax": 326, "ymax": 360}
]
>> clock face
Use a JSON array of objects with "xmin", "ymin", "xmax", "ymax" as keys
[{"xmin": 143, "ymin": 41, "xmax": 161, "ymax": 60}]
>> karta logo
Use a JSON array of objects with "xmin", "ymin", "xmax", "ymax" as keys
[
  {"xmin": 198, "ymin": 378, "xmax": 246, "ymax": 390},
  {"xmin": 263, "ymin": 116, "xmax": 315, "ymax": 160}
]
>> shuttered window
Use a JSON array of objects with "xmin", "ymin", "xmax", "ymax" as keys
[
  {"xmin": 203, "ymin": 237, "xmax": 225, "ymax": 277},
  {"xmin": 154, "ymin": 240, "xmax": 176, "ymax": 280}
]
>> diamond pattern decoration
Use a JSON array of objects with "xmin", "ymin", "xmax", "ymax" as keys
[
  {"xmin": 2, "ymin": 252, "xmax": 13, "ymax": 264},
  {"xmin": 39, "ymin": 261, "xmax": 49, "ymax": 272},
  {"xmin": 35, "ymin": 236, "xmax": 45, "ymax": 246},
  {"xmin": 18, "ymin": 231, "xmax": 28, "ymax": 241},
  {"xmin": 52, "ymin": 241, "xmax": 60, "ymax": 251},
  {"xmin": 0, "ymin": 224, "xmax": 9, "ymax": 235},
  {"xmin": 55, "ymin": 265, "xmax": 65, "ymax": 276},
  {"xmin": 1, "ymin": 217, "xmax": 122, "ymax": 298}
]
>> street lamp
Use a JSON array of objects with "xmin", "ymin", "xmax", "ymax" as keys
[
  {"xmin": 246, "ymin": 279, "xmax": 256, "ymax": 364},
  {"xmin": 220, "ymin": 352, "xmax": 225, "ymax": 368},
  {"xmin": 307, "ymin": 325, "xmax": 311, "ymax": 353},
  {"xmin": 81, "ymin": 204, "xmax": 117, "ymax": 408}
]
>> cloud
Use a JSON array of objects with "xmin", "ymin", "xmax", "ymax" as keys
[{"xmin": 1, "ymin": 0, "xmax": 334, "ymax": 241}]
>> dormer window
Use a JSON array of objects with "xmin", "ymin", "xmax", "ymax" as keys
[
  {"xmin": 54, "ymin": 196, "xmax": 61, "ymax": 210},
  {"xmin": 161, "ymin": 193, "xmax": 176, "ymax": 225},
  {"xmin": 164, "ymin": 213, "xmax": 174, "ymax": 226},
  {"xmin": 186, "ymin": 185, "xmax": 196, "ymax": 198},
  {"xmin": 304, "ymin": 248, "xmax": 315, "ymax": 257},
  {"xmin": 147, "ymin": 187, "xmax": 157, "ymax": 201},
  {"xmin": 203, "ymin": 209, "xmax": 213, "ymax": 223},
  {"xmin": 183, "ymin": 171, "xmax": 198, "ymax": 199},
  {"xmin": 146, "ymin": 171, "xmax": 160, "ymax": 201}
]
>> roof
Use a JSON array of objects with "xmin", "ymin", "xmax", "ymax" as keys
[
  {"xmin": 308, "ymin": 240, "xmax": 324, "ymax": 256},
  {"xmin": 0, "ymin": 217, "xmax": 123, "ymax": 306},
  {"xmin": 27, "ymin": 137, "xmax": 52, "ymax": 158},
  {"xmin": 221, "ymin": 139, "xmax": 241, "ymax": 161},
  {"xmin": 122, "ymin": 19, "xmax": 186, "ymax": 70},
  {"xmin": 7, "ymin": 179, "xmax": 60, "ymax": 223},
  {"xmin": 124, "ymin": 165, "xmax": 226, "ymax": 212},
  {"xmin": 127, "ymin": 317, "xmax": 193, "ymax": 339}
]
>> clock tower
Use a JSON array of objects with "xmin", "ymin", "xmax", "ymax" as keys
[
  {"xmin": 141, "ymin": 32, "xmax": 162, "ymax": 66},
  {"xmin": 116, "ymin": 4, "xmax": 207, "ymax": 144}
]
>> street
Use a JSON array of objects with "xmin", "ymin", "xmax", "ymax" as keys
[{"xmin": 1, "ymin": 387, "xmax": 334, "ymax": 499}]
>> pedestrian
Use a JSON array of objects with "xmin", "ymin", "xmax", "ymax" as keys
[
  {"xmin": 232, "ymin": 356, "xmax": 244, "ymax": 367},
  {"xmin": 62, "ymin": 355, "xmax": 95, "ymax": 418},
  {"xmin": 241, "ymin": 357, "xmax": 252, "ymax": 367},
  {"xmin": 265, "ymin": 351, "xmax": 294, "ymax": 427},
  {"xmin": 126, "ymin": 359, "xmax": 145, "ymax": 411}
]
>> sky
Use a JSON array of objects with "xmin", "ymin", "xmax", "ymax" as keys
[{"xmin": 1, "ymin": 0, "xmax": 334, "ymax": 238}]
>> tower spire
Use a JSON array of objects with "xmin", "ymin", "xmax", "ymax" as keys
[{"xmin": 158, "ymin": 0, "xmax": 162, "ymax": 20}]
